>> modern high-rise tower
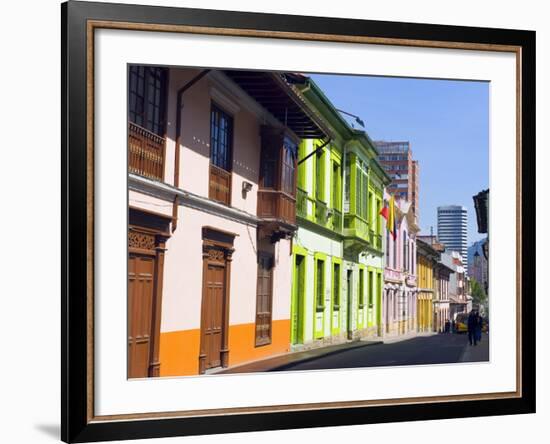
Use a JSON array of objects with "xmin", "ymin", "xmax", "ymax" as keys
[
  {"xmin": 375, "ymin": 141, "xmax": 420, "ymax": 220},
  {"xmin": 437, "ymin": 205, "xmax": 468, "ymax": 274}
]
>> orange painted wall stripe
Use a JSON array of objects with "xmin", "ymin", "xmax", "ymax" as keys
[
  {"xmin": 228, "ymin": 319, "xmax": 291, "ymax": 367},
  {"xmin": 159, "ymin": 319, "xmax": 291, "ymax": 377},
  {"xmin": 159, "ymin": 329, "xmax": 201, "ymax": 376}
]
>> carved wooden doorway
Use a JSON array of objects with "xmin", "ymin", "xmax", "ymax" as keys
[
  {"xmin": 199, "ymin": 227, "xmax": 235, "ymax": 374},
  {"xmin": 127, "ymin": 209, "xmax": 170, "ymax": 378}
]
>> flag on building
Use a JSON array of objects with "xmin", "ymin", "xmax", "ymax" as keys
[
  {"xmin": 388, "ymin": 195, "xmax": 397, "ymax": 240},
  {"xmin": 379, "ymin": 201, "xmax": 389, "ymax": 221}
]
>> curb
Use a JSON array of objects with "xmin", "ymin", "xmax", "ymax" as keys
[{"xmin": 269, "ymin": 341, "xmax": 383, "ymax": 372}]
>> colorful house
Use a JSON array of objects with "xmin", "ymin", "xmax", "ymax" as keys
[
  {"xmin": 382, "ymin": 197, "xmax": 419, "ymax": 336},
  {"xmin": 442, "ymin": 250, "xmax": 469, "ymax": 320},
  {"xmin": 286, "ymin": 75, "xmax": 390, "ymax": 349},
  {"xmin": 434, "ymin": 259, "xmax": 454, "ymax": 332},
  {"xmin": 416, "ymin": 238, "xmax": 440, "ymax": 332},
  {"xmin": 127, "ymin": 66, "xmax": 329, "ymax": 376}
]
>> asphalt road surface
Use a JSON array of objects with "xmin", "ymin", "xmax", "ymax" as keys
[{"xmin": 271, "ymin": 333, "xmax": 489, "ymax": 372}]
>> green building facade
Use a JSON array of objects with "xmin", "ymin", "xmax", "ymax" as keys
[{"xmin": 289, "ymin": 75, "xmax": 391, "ymax": 350}]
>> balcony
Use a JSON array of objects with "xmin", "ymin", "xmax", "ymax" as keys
[
  {"xmin": 384, "ymin": 268, "xmax": 404, "ymax": 283},
  {"xmin": 257, "ymin": 190, "xmax": 296, "ymax": 227},
  {"xmin": 343, "ymin": 214, "xmax": 370, "ymax": 257},
  {"xmin": 343, "ymin": 214, "xmax": 369, "ymax": 241},
  {"xmin": 405, "ymin": 274, "xmax": 417, "ymax": 287},
  {"xmin": 128, "ymin": 122, "xmax": 165, "ymax": 181},
  {"xmin": 315, "ymin": 200, "xmax": 329, "ymax": 228},
  {"xmin": 209, "ymin": 164, "xmax": 232, "ymax": 205},
  {"xmin": 331, "ymin": 209, "xmax": 343, "ymax": 234}
]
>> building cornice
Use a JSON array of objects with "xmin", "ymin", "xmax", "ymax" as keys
[
  {"xmin": 296, "ymin": 216, "xmax": 344, "ymax": 241},
  {"xmin": 129, "ymin": 174, "xmax": 259, "ymax": 227}
]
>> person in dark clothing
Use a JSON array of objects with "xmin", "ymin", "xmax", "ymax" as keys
[
  {"xmin": 445, "ymin": 319, "xmax": 450, "ymax": 333},
  {"xmin": 467, "ymin": 310, "xmax": 478, "ymax": 346}
]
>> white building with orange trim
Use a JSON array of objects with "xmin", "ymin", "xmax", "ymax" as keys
[{"xmin": 127, "ymin": 66, "xmax": 329, "ymax": 377}]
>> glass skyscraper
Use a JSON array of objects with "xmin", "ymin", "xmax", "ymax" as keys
[{"xmin": 437, "ymin": 205, "xmax": 468, "ymax": 274}]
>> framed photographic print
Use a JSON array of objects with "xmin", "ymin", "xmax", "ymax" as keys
[{"xmin": 61, "ymin": 0, "xmax": 536, "ymax": 442}]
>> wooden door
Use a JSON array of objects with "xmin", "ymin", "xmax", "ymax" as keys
[
  {"xmin": 128, "ymin": 253, "xmax": 155, "ymax": 378},
  {"xmin": 203, "ymin": 260, "xmax": 226, "ymax": 370}
]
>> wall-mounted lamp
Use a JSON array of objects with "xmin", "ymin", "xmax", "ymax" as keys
[{"xmin": 242, "ymin": 181, "xmax": 253, "ymax": 197}]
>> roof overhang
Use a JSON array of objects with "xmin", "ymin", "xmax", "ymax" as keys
[{"xmin": 223, "ymin": 70, "xmax": 329, "ymax": 139}]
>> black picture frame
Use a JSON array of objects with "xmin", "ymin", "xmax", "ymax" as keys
[{"xmin": 62, "ymin": 1, "xmax": 536, "ymax": 442}]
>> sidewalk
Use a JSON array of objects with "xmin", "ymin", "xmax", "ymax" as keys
[
  {"xmin": 459, "ymin": 333, "xmax": 490, "ymax": 362},
  {"xmin": 217, "ymin": 339, "xmax": 382, "ymax": 374}
]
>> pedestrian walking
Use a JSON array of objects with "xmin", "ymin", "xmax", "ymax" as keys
[
  {"xmin": 445, "ymin": 319, "xmax": 450, "ymax": 334},
  {"xmin": 467, "ymin": 310, "xmax": 478, "ymax": 346},
  {"xmin": 476, "ymin": 314, "xmax": 483, "ymax": 343}
]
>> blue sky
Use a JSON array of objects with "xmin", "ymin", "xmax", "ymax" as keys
[{"xmin": 310, "ymin": 73, "xmax": 489, "ymax": 244}]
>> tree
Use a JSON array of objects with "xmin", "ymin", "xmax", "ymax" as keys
[{"xmin": 470, "ymin": 277, "xmax": 487, "ymax": 306}]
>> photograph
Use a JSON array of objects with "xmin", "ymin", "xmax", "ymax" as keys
[
  {"xmin": 127, "ymin": 65, "xmax": 490, "ymax": 378},
  {"xmin": 59, "ymin": 2, "xmax": 536, "ymax": 440}
]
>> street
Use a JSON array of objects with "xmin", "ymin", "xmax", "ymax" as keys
[
  {"xmin": 273, "ymin": 333, "xmax": 489, "ymax": 372},
  {"xmin": 221, "ymin": 332, "xmax": 489, "ymax": 374}
]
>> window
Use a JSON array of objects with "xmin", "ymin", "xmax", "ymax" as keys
[
  {"xmin": 315, "ymin": 146, "xmax": 325, "ymax": 201},
  {"xmin": 333, "ymin": 262, "xmax": 341, "ymax": 309},
  {"xmin": 331, "ymin": 161, "xmax": 341, "ymax": 210},
  {"xmin": 297, "ymin": 141, "xmax": 307, "ymax": 189},
  {"xmin": 376, "ymin": 198, "xmax": 382, "ymax": 234},
  {"xmin": 403, "ymin": 231, "xmax": 408, "ymax": 271},
  {"xmin": 393, "ymin": 229, "xmax": 397, "ymax": 269},
  {"xmin": 386, "ymin": 230, "xmax": 390, "ymax": 263},
  {"xmin": 260, "ymin": 147, "xmax": 277, "ymax": 189},
  {"xmin": 316, "ymin": 259, "xmax": 325, "ymax": 310},
  {"xmin": 369, "ymin": 190, "xmax": 374, "ymax": 226},
  {"xmin": 281, "ymin": 137, "xmax": 297, "ymax": 196},
  {"xmin": 129, "ymin": 66, "xmax": 167, "ymax": 136},
  {"xmin": 358, "ymin": 268, "xmax": 365, "ymax": 307},
  {"xmin": 368, "ymin": 270, "xmax": 374, "ymax": 307},
  {"xmin": 255, "ymin": 253, "xmax": 273, "ymax": 346},
  {"xmin": 210, "ymin": 103, "xmax": 233, "ymax": 171},
  {"xmin": 356, "ymin": 160, "xmax": 368, "ymax": 220},
  {"xmin": 344, "ymin": 156, "xmax": 351, "ymax": 212}
]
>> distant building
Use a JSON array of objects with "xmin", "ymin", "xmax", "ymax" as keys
[
  {"xmin": 417, "ymin": 234, "xmax": 445, "ymax": 252},
  {"xmin": 468, "ymin": 239, "xmax": 488, "ymax": 293},
  {"xmin": 434, "ymin": 260, "xmax": 454, "ymax": 332},
  {"xmin": 437, "ymin": 205, "xmax": 468, "ymax": 275},
  {"xmin": 375, "ymin": 141, "xmax": 420, "ymax": 220},
  {"xmin": 441, "ymin": 251, "xmax": 468, "ymax": 319}
]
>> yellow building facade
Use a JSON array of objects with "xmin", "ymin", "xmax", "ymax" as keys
[{"xmin": 416, "ymin": 239, "xmax": 440, "ymax": 332}]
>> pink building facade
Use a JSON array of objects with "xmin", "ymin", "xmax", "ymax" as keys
[{"xmin": 382, "ymin": 196, "xmax": 419, "ymax": 336}]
